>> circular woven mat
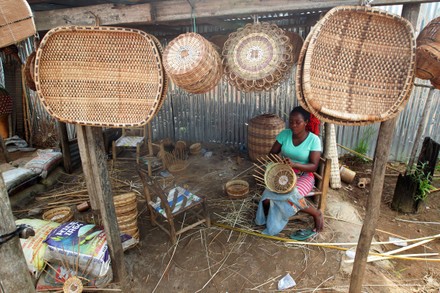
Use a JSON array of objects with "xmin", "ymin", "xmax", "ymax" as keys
[
  {"xmin": 34, "ymin": 26, "xmax": 164, "ymax": 127},
  {"xmin": 163, "ymin": 33, "xmax": 222, "ymax": 94},
  {"xmin": 222, "ymin": 22, "xmax": 295, "ymax": 92},
  {"xmin": 302, "ymin": 6, "xmax": 415, "ymax": 125}
]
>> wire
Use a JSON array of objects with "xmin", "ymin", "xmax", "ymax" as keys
[{"xmin": 186, "ymin": 0, "xmax": 197, "ymax": 33}]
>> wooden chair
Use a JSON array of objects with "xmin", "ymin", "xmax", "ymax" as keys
[
  {"xmin": 112, "ymin": 125, "xmax": 147, "ymax": 166},
  {"xmin": 138, "ymin": 167, "xmax": 211, "ymax": 244},
  {"xmin": 304, "ymin": 157, "xmax": 331, "ymax": 212}
]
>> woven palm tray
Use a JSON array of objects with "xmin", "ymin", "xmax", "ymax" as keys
[
  {"xmin": 34, "ymin": 26, "xmax": 164, "ymax": 127},
  {"xmin": 0, "ymin": 0, "xmax": 36, "ymax": 48},
  {"xmin": 302, "ymin": 6, "xmax": 415, "ymax": 125},
  {"xmin": 222, "ymin": 22, "xmax": 295, "ymax": 92}
]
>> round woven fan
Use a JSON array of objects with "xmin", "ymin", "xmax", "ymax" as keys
[
  {"xmin": 302, "ymin": 6, "xmax": 415, "ymax": 125},
  {"xmin": 34, "ymin": 26, "xmax": 164, "ymax": 127},
  {"xmin": 264, "ymin": 162, "xmax": 297, "ymax": 194},
  {"xmin": 222, "ymin": 22, "xmax": 295, "ymax": 92},
  {"xmin": 163, "ymin": 33, "xmax": 222, "ymax": 94}
]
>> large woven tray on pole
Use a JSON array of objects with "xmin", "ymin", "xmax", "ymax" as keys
[
  {"xmin": 222, "ymin": 22, "xmax": 295, "ymax": 92},
  {"xmin": 163, "ymin": 33, "xmax": 222, "ymax": 94},
  {"xmin": 34, "ymin": 26, "xmax": 164, "ymax": 127},
  {"xmin": 0, "ymin": 0, "xmax": 36, "ymax": 48},
  {"xmin": 302, "ymin": 6, "xmax": 415, "ymax": 125}
]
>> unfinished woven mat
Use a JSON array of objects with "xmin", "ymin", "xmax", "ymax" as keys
[
  {"xmin": 222, "ymin": 22, "xmax": 295, "ymax": 92},
  {"xmin": 264, "ymin": 162, "xmax": 297, "ymax": 194},
  {"xmin": 0, "ymin": 0, "xmax": 36, "ymax": 48},
  {"xmin": 34, "ymin": 26, "xmax": 164, "ymax": 127},
  {"xmin": 302, "ymin": 6, "xmax": 415, "ymax": 125},
  {"xmin": 163, "ymin": 33, "xmax": 222, "ymax": 94}
]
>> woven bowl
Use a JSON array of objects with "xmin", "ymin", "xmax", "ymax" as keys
[
  {"xmin": 168, "ymin": 160, "xmax": 189, "ymax": 173},
  {"xmin": 222, "ymin": 22, "xmax": 295, "ymax": 92},
  {"xmin": 302, "ymin": 6, "xmax": 416, "ymax": 125},
  {"xmin": 189, "ymin": 143, "xmax": 202, "ymax": 155},
  {"xmin": 225, "ymin": 179, "xmax": 250, "ymax": 199},
  {"xmin": 42, "ymin": 206, "xmax": 73, "ymax": 223},
  {"xmin": 113, "ymin": 192, "xmax": 137, "ymax": 207},
  {"xmin": 264, "ymin": 163, "xmax": 297, "ymax": 194},
  {"xmin": 34, "ymin": 26, "xmax": 164, "ymax": 127}
]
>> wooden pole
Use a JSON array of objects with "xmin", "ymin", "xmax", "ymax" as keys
[
  {"xmin": 349, "ymin": 3, "xmax": 420, "ymax": 291},
  {"xmin": 0, "ymin": 174, "xmax": 36, "ymax": 293},
  {"xmin": 407, "ymin": 88, "xmax": 436, "ymax": 171},
  {"xmin": 84, "ymin": 126, "xmax": 128, "ymax": 288},
  {"xmin": 76, "ymin": 125, "xmax": 99, "ymax": 210},
  {"xmin": 0, "ymin": 135, "xmax": 11, "ymax": 163},
  {"xmin": 57, "ymin": 121, "xmax": 73, "ymax": 174}
]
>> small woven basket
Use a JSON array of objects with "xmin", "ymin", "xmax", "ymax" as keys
[
  {"xmin": 113, "ymin": 192, "xmax": 137, "ymax": 207},
  {"xmin": 168, "ymin": 160, "xmax": 189, "ymax": 173},
  {"xmin": 264, "ymin": 163, "xmax": 297, "ymax": 194},
  {"xmin": 302, "ymin": 6, "xmax": 416, "ymax": 125},
  {"xmin": 42, "ymin": 207, "xmax": 73, "ymax": 223},
  {"xmin": 415, "ymin": 16, "xmax": 440, "ymax": 81},
  {"xmin": 163, "ymin": 33, "xmax": 222, "ymax": 94},
  {"xmin": 189, "ymin": 143, "xmax": 202, "ymax": 155},
  {"xmin": 222, "ymin": 22, "xmax": 295, "ymax": 92},
  {"xmin": 34, "ymin": 26, "xmax": 164, "ymax": 127},
  {"xmin": 225, "ymin": 179, "xmax": 249, "ymax": 199}
]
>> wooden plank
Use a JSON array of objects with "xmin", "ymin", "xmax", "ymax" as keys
[
  {"xmin": 57, "ymin": 121, "xmax": 72, "ymax": 174},
  {"xmin": 349, "ymin": 4, "xmax": 420, "ymax": 292},
  {"xmin": 33, "ymin": 0, "xmax": 434, "ymax": 31},
  {"xmin": 76, "ymin": 125, "xmax": 98, "ymax": 210},
  {"xmin": 84, "ymin": 126, "xmax": 128, "ymax": 287},
  {"xmin": 34, "ymin": 3, "xmax": 152, "ymax": 31},
  {"xmin": 0, "ymin": 174, "xmax": 35, "ymax": 292}
]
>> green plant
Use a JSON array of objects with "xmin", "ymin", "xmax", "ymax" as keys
[
  {"xmin": 409, "ymin": 163, "xmax": 435, "ymax": 202},
  {"xmin": 353, "ymin": 126, "xmax": 376, "ymax": 162}
]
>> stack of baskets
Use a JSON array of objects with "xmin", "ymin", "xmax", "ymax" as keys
[
  {"xmin": 34, "ymin": 26, "xmax": 165, "ymax": 128},
  {"xmin": 415, "ymin": 16, "xmax": 440, "ymax": 89},
  {"xmin": 222, "ymin": 22, "xmax": 295, "ymax": 92},
  {"xmin": 296, "ymin": 6, "xmax": 416, "ymax": 125},
  {"xmin": 163, "ymin": 33, "xmax": 223, "ymax": 94},
  {"xmin": 0, "ymin": 0, "xmax": 36, "ymax": 48},
  {"xmin": 114, "ymin": 192, "xmax": 139, "ymax": 240},
  {"xmin": 247, "ymin": 114, "xmax": 285, "ymax": 162}
]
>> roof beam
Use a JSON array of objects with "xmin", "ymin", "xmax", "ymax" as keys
[{"xmin": 34, "ymin": 0, "xmax": 435, "ymax": 31}]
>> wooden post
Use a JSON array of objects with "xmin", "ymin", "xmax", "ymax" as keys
[
  {"xmin": 349, "ymin": 4, "xmax": 420, "ymax": 291},
  {"xmin": 0, "ymin": 174, "xmax": 36, "ymax": 293},
  {"xmin": 0, "ymin": 135, "xmax": 11, "ymax": 163},
  {"xmin": 57, "ymin": 121, "xmax": 73, "ymax": 174},
  {"xmin": 76, "ymin": 125, "xmax": 99, "ymax": 210},
  {"xmin": 407, "ymin": 88, "xmax": 435, "ymax": 171},
  {"xmin": 84, "ymin": 126, "xmax": 128, "ymax": 288}
]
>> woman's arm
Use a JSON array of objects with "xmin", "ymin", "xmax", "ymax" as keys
[
  {"xmin": 269, "ymin": 141, "xmax": 282, "ymax": 155},
  {"xmin": 290, "ymin": 151, "xmax": 321, "ymax": 173}
]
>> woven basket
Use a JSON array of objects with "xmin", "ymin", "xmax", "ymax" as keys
[
  {"xmin": 189, "ymin": 142, "xmax": 201, "ymax": 155},
  {"xmin": 225, "ymin": 179, "xmax": 249, "ymax": 199},
  {"xmin": 163, "ymin": 33, "xmax": 222, "ymax": 94},
  {"xmin": 24, "ymin": 52, "xmax": 36, "ymax": 91},
  {"xmin": 0, "ymin": 88, "xmax": 13, "ymax": 116},
  {"xmin": 302, "ymin": 6, "xmax": 415, "ymax": 125},
  {"xmin": 113, "ymin": 192, "xmax": 137, "ymax": 207},
  {"xmin": 285, "ymin": 31, "xmax": 304, "ymax": 65},
  {"xmin": 0, "ymin": 0, "xmax": 36, "ymax": 48},
  {"xmin": 222, "ymin": 22, "xmax": 295, "ymax": 92},
  {"xmin": 264, "ymin": 163, "xmax": 296, "ymax": 194},
  {"xmin": 168, "ymin": 160, "xmax": 189, "ymax": 173},
  {"xmin": 34, "ymin": 26, "xmax": 164, "ymax": 127},
  {"xmin": 42, "ymin": 207, "xmax": 73, "ymax": 223},
  {"xmin": 415, "ymin": 17, "xmax": 440, "ymax": 81},
  {"xmin": 247, "ymin": 114, "xmax": 285, "ymax": 162}
]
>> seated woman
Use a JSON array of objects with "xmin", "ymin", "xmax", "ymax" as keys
[{"xmin": 255, "ymin": 106, "xmax": 324, "ymax": 235}]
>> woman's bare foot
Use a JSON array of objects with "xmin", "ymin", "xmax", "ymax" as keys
[{"xmin": 313, "ymin": 210, "xmax": 324, "ymax": 232}]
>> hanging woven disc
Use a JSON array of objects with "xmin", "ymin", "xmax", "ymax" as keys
[
  {"xmin": 34, "ymin": 26, "xmax": 164, "ymax": 127},
  {"xmin": 222, "ymin": 22, "xmax": 295, "ymax": 92},
  {"xmin": 302, "ymin": 6, "xmax": 415, "ymax": 125},
  {"xmin": 415, "ymin": 16, "xmax": 440, "ymax": 81},
  {"xmin": 163, "ymin": 33, "xmax": 222, "ymax": 94}
]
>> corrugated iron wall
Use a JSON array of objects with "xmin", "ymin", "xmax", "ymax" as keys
[{"xmin": 1, "ymin": 3, "xmax": 439, "ymax": 162}]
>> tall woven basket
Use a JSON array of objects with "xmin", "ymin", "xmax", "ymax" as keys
[
  {"xmin": 0, "ymin": 0, "xmax": 36, "ymax": 48},
  {"xmin": 301, "ymin": 6, "xmax": 416, "ymax": 125},
  {"xmin": 34, "ymin": 26, "xmax": 164, "ymax": 127},
  {"xmin": 222, "ymin": 22, "xmax": 295, "ymax": 92},
  {"xmin": 247, "ymin": 114, "xmax": 285, "ymax": 162},
  {"xmin": 163, "ymin": 33, "xmax": 222, "ymax": 94}
]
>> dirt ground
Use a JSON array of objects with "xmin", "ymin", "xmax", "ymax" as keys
[{"xmin": 7, "ymin": 143, "xmax": 440, "ymax": 292}]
